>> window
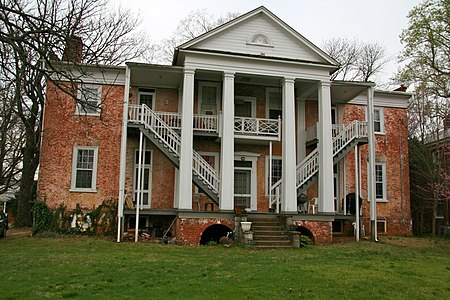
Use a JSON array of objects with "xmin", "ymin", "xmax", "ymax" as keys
[
  {"xmin": 247, "ymin": 33, "xmax": 273, "ymax": 47},
  {"xmin": 266, "ymin": 156, "xmax": 282, "ymax": 194},
  {"xmin": 365, "ymin": 107, "xmax": 384, "ymax": 133},
  {"xmin": 133, "ymin": 150, "xmax": 152, "ymax": 208},
  {"xmin": 138, "ymin": 88, "xmax": 155, "ymax": 109},
  {"xmin": 435, "ymin": 200, "xmax": 445, "ymax": 219},
  {"xmin": 71, "ymin": 146, "xmax": 98, "ymax": 192},
  {"xmin": 198, "ymin": 82, "xmax": 221, "ymax": 115},
  {"xmin": 266, "ymin": 88, "xmax": 282, "ymax": 119},
  {"xmin": 195, "ymin": 152, "xmax": 219, "ymax": 194},
  {"xmin": 376, "ymin": 220, "xmax": 387, "ymax": 234},
  {"xmin": 76, "ymin": 84, "xmax": 102, "ymax": 115},
  {"xmin": 375, "ymin": 162, "xmax": 387, "ymax": 201}
]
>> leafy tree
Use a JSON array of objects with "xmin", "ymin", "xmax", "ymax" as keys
[
  {"xmin": 399, "ymin": 0, "xmax": 450, "ymax": 99},
  {"xmin": 0, "ymin": 0, "xmax": 150, "ymax": 226}
]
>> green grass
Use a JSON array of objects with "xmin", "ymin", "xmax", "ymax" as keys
[{"xmin": 1, "ymin": 234, "xmax": 449, "ymax": 299}]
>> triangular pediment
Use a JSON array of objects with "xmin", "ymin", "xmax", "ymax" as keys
[{"xmin": 178, "ymin": 6, "xmax": 337, "ymax": 66}]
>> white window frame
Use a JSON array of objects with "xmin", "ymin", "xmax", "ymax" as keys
[
  {"xmin": 235, "ymin": 96, "xmax": 256, "ymax": 118},
  {"xmin": 265, "ymin": 156, "xmax": 282, "ymax": 195},
  {"xmin": 198, "ymin": 82, "xmax": 221, "ymax": 115},
  {"xmin": 435, "ymin": 200, "xmax": 445, "ymax": 219},
  {"xmin": 367, "ymin": 162, "xmax": 388, "ymax": 202},
  {"xmin": 266, "ymin": 87, "xmax": 282, "ymax": 119},
  {"xmin": 234, "ymin": 154, "xmax": 258, "ymax": 211},
  {"xmin": 138, "ymin": 88, "xmax": 156, "ymax": 110},
  {"xmin": 366, "ymin": 107, "xmax": 384, "ymax": 134},
  {"xmin": 195, "ymin": 151, "xmax": 219, "ymax": 194},
  {"xmin": 376, "ymin": 220, "xmax": 387, "ymax": 234},
  {"xmin": 76, "ymin": 84, "xmax": 102, "ymax": 116},
  {"xmin": 70, "ymin": 146, "xmax": 98, "ymax": 192},
  {"xmin": 133, "ymin": 149, "xmax": 153, "ymax": 209}
]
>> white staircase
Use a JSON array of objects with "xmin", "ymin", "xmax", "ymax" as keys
[
  {"xmin": 270, "ymin": 120, "xmax": 367, "ymax": 210},
  {"xmin": 129, "ymin": 104, "xmax": 220, "ymax": 204}
]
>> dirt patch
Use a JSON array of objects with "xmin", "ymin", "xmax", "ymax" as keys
[
  {"xmin": 382, "ymin": 236, "xmax": 450, "ymax": 248},
  {"xmin": 6, "ymin": 228, "xmax": 32, "ymax": 237}
]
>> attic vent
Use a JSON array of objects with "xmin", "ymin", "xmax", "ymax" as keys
[{"xmin": 247, "ymin": 33, "xmax": 273, "ymax": 48}]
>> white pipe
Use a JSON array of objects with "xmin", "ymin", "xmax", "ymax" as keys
[
  {"xmin": 117, "ymin": 65, "xmax": 130, "ymax": 243},
  {"xmin": 367, "ymin": 86, "xmax": 378, "ymax": 242},
  {"xmin": 355, "ymin": 144, "xmax": 360, "ymax": 242},
  {"xmin": 135, "ymin": 123, "xmax": 144, "ymax": 242},
  {"xmin": 269, "ymin": 141, "xmax": 273, "ymax": 209},
  {"xmin": 141, "ymin": 138, "xmax": 146, "ymax": 210}
]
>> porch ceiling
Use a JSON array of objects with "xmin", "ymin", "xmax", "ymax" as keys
[{"xmin": 127, "ymin": 62, "xmax": 183, "ymax": 88}]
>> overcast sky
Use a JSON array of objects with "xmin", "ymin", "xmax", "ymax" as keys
[{"xmin": 114, "ymin": 0, "xmax": 423, "ymax": 87}]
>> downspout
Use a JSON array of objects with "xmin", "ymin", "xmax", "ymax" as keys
[
  {"xmin": 355, "ymin": 144, "xmax": 360, "ymax": 241},
  {"xmin": 367, "ymin": 86, "xmax": 378, "ymax": 242},
  {"xmin": 398, "ymin": 118, "xmax": 405, "ymax": 224},
  {"xmin": 117, "ymin": 65, "xmax": 130, "ymax": 243}
]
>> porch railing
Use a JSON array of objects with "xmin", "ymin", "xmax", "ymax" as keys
[
  {"xmin": 306, "ymin": 123, "xmax": 345, "ymax": 142},
  {"xmin": 234, "ymin": 116, "xmax": 281, "ymax": 140},
  {"xmin": 128, "ymin": 104, "xmax": 220, "ymax": 194},
  {"xmin": 269, "ymin": 120, "xmax": 367, "ymax": 210}
]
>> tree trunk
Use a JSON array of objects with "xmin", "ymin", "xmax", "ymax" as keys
[{"xmin": 15, "ymin": 130, "xmax": 39, "ymax": 227}]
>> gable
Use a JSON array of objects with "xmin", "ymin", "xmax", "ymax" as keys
[{"xmin": 180, "ymin": 7, "xmax": 336, "ymax": 66}]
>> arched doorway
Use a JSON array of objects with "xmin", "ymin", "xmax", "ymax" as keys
[{"xmin": 200, "ymin": 224, "xmax": 233, "ymax": 245}]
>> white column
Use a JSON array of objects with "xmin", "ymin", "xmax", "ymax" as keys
[
  {"xmin": 296, "ymin": 98, "xmax": 306, "ymax": 162},
  {"xmin": 117, "ymin": 65, "xmax": 130, "ymax": 242},
  {"xmin": 220, "ymin": 72, "xmax": 235, "ymax": 211},
  {"xmin": 177, "ymin": 68, "xmax": 195, "ymax": 210},
  {"xmin": 318, "ymin": 81, "xmax": 334, "ymax": 213},
  {"xmin": 281, "ymin": 77, "xmax": 297, "ymax": 213},
  {"xmin": 367, "ymin": 86, "xmax": 377, "ymax": 240}
]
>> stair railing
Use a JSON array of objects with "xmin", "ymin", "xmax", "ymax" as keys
[
  {"xmin": 129, "ymin": 104, "xmax": 220, "ymax": 195},
  {"xmin": 269, "ymin": 121, "xmax": 367, "ymax": 209}
]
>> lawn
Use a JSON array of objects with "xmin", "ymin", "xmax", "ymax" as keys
[{"xmin": 1, "ymin": 233, "xmax": 449, "ymax": 299}]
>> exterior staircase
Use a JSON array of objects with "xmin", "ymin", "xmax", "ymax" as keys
[
  {"xmin": 128, "ymin": 104, "xmax": 220, "ymax": 204},
  {"xmin": 270, "ymin": 120, "xmax": 368, "ymax": 208},
  {"xmin": 248, "ymin": 215, "xmax": 292, "ymax": 249}
]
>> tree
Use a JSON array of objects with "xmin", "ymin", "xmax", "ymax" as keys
[
  {"xmin": 399, "ymin": 0, "xmax": 450, "ymax": 99},
  {"xmin": 155, "ymin": 9, "xmax": 240, "ymax": 64},
  {"xmin": 322, "ymin": 38, "xmax": 389, "ymax": 83},
  {"xmin": 0, "ymin": 0, "xmax": 151, "ymax": 226}
]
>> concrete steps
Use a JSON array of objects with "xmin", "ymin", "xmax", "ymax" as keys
[{"xmin": 247, "ymin": 215, "xmax": 293, "ymax": 249}]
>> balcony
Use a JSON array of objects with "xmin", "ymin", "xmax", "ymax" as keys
[{"xmin": 128, "ymin": 105, "xmax": 281, "ymax": 141}]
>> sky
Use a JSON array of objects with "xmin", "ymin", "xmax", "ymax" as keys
[{"xmin": 114, "ymin": 0, "xmax": 423, "ymax": 87}]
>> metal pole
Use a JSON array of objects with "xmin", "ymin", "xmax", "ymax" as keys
[
  {"xmin": 269, "ymin": 141, "xmax": 273, "ymax": 209},
  {"xmin": 135, "ymin": 116, "xmax": 144, "ymax": 242},
  {"xmin": 367, "ymin": 86, "xmax": 378, "ymax": 241},
  {"xmin": 117, "ymin": 65, "xmax": 130, "ymax": 243},
  {"xmin": 355, "ymin": 144, "xmax": 360, "ymax": 241}
]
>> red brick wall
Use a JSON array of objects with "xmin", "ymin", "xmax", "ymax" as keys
[
  {"xmin": 175, "ymin": 217, "xmax": 235, "ymax": 245},
  {"xmin": 341, "ymin": 104, "xmax": 412, "ymax": 236},
  {"xmin": 293, "ymin": 220, "xmax": 333, "ymax": 245},
  {"xmin": 39, "ymin": 82, "xmax": 124, "ymax": 210}
]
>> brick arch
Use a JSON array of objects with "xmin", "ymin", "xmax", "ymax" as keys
[
  {"xmin": 176, "ymin": 217, "xmax": 235, "ymax": 246},
  {"xmin": 293, "ymin": 220, "xmax": 333, "ymax": 245}
]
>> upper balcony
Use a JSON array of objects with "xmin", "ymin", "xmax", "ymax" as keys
[{"xmin": 128, "ymin": 104, "xmax": 281, "ymax": 141}]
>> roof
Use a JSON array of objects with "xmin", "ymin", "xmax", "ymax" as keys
[{"xmin": 173, "ymin": 6, "xmax": 339, "ymax": 68}]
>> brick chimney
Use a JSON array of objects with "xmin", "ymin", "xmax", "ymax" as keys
[
  {"xmin": 62, "ymin": 35, "xmax": 83, "ymax": 63},
  {"xmin": 394, "ymin": 85, "xmax": 407, "ymax": 92}
]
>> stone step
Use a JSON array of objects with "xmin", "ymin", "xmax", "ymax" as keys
[
  {"xmin": 254, "ymin": 240, "xmax": 292, "ymax": 246},
  {"xmin": 252, "ymin": 225, "xmax": 284, "ymax": 231},
  {"xmin": 253, "ymin": 235, "xmax": 289, "ymax": 241},
  {"xmin": 253, "ymin": 230, "xmax": 288, "ymax": 236}
]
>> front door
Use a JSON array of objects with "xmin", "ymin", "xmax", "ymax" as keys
[
  {"xmin": 133, "ymin": 150, "xmax": 152, "ymax": 209},
  {"xmin": 234, "ymin": 167, "xmax": 252, "ymax": 209}
]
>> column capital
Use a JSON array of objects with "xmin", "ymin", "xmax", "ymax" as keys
[
  {"xmin": 282, "ymin": 77, "xmax": 296, "ymax": 84},
  {"xmin": 223, "ymin": 71, "xmax": 235, "ymax": 79},
  {"xmin": 320, "ymin": 80, "xmax": 331, "ymax": 87},
  {"xmin": 184, "ymin": 67, "xmax": 196, "ymax": 75}
]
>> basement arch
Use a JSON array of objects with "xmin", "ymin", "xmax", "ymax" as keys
[
  {"xmin": 296, "ymin": 226, "xmax": 315, "ymax": 244},
  {"xmin": 200, "ymin": 224, "xmax": 233, "ymax": 245}
]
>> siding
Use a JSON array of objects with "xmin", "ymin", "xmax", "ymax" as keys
[{"xmin": 193, "ymin": 14, "xmax": 325, "ymax": 63}]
